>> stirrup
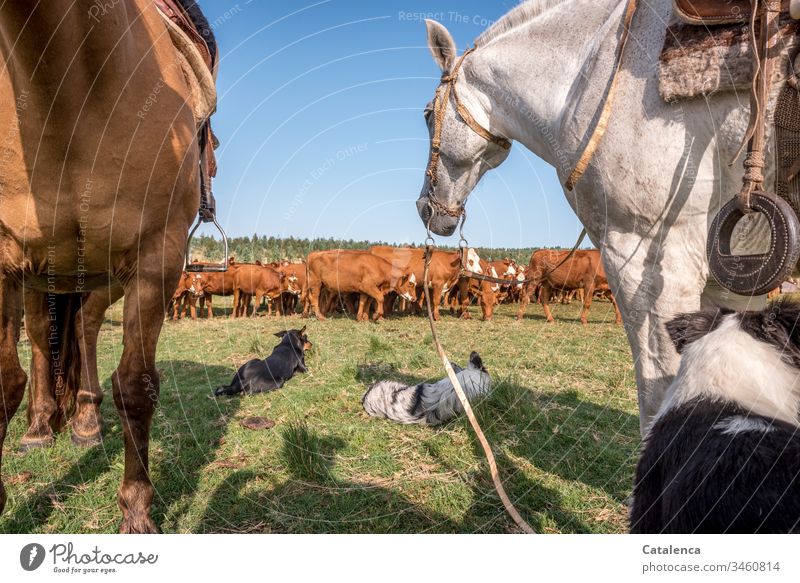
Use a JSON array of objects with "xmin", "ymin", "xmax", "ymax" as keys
[
  {"xmin": 184, "ymin": 213, "xmax": 229, "ymax": 272},
  {"xmin": 707, "ymin": 191, "xmax": 800, "ymax": 296}
]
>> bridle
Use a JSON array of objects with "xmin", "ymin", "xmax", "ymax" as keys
[{"xmin": 424, "ymin": 46, "xmax": 511, "ymax": 219}]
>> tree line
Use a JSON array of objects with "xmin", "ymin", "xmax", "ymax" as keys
[{"xmin": 188, "ymin": 234, "xmax": 571, "ymax": 266}]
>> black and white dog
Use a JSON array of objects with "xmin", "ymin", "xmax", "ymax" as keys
[
  {"xmin": 630, "ymin": 305, "xmax": 800, "ymax": 533},
  {"xmin": 214, "ymin": 327, "xmax": 312, "ymax": 396},
  {"xmin": 362, "ymin": 351, "xmax": 491, "ymax": 425}
]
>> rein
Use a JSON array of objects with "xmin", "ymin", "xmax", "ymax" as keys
[
  {"xmin": 456, "ymin": 228, "xmax": 588, "ymax": 286},
  {"xmin": 422, "ymin": 243, "xmax": 535, "ymax": 534},
  {"xmin": 564, "ymin": 0, "xmax": 639, "ymax": 191}
]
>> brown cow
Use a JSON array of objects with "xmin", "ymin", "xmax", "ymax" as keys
[
  {"xmin": 307, "ymin": 250, "xmax": 416, "ymax": 321},
  {"xmin": 276, "ymin": 261, "xmax": 307, "ymax": 316},
  {"xmin": 233, "ymin": 263, "xmax": 287, "ymax": 318},
  {"xmin": 368, "ymin": 246, "xmax": 494, "ymax": 320},
  {"xmin": 168, "ymin": 272, "xmax": 205, "ymax": 320},
  {"xmin": 192, "ymin": 259, "xmax": 241, "ymax": 318},
  {"xmin": 516, "ymin": 249, "xmax": 621, "ymax": 325}
]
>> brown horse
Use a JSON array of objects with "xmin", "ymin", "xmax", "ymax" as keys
[{"xmin": 0, "ymin": 2, "xmax": 201, "ymax": 533}]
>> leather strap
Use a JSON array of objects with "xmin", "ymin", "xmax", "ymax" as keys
[
  {"xmin": 456, "ymin": 228, "xmax": 588, "ymax": 286},
  {"xmin": 565, "ymin": 0, "xmax": 639, "ymax": 191},
  {"xmin": 736, "ymin": 0, "xmax": 782, "ymax": 211},
  {"xmin": 425, "ymin": 47, "xmax": 511, "ymax": 215}
]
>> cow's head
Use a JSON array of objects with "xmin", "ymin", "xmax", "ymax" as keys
[
  {"xmin": 286, "ymin": 273, "xmax": 301, "ymax": 295},
  {"xmin": 464, "ymin": 248, "xmax": 483, "ymax": 274},
  {"xmin": 417, "ymin": 20, "xmax": 512, "ymax": 236},
  {"xmin": 395, "ymin": 272, "xmax": 418, "ymax": 302},
  {"xmin": 188, "ymin": 273, "xmax": 205, "ymax": 298}
]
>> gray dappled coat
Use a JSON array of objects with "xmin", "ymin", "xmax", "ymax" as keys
[{"xmin": 362, "ymin": 351, "xmax": 490, "ymax": 425}]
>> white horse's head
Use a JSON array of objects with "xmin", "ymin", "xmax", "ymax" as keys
[{"xmin": 417, "ymin": 20, "xmax": 511, "ymax": 236}]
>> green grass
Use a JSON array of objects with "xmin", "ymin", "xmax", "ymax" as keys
[{"xmin": 0, "ymin": 297, "xmax": 639, "ymax": 533}]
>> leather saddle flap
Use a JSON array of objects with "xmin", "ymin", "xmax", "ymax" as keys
[{"xmin": 674, "ymin": 0, "xmax": 791, "ymax": 25}]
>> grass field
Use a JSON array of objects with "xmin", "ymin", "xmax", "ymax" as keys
[{"xmin": 0, "ymin": 298, "xmax": 640, "ymax": 534}]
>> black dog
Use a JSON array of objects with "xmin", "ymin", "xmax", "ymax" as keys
[
  {"xmin": 214, "ymin": 327, "xmax": 312, "ymax": 396},
  {"xmin": 630, "ymin": 305, "xmax": 800, "ymax": 533}
]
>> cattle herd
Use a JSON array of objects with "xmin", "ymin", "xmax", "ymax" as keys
[{"xmin": 170, "ymin": 246, "xmax": 621, "ymax": 324}]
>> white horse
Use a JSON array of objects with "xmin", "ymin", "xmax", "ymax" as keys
[{"xmin": 417, "ymin": 0, "xmax": 772, "ymax": 433}]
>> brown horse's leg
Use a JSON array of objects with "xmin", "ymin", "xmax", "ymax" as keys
[
  {"xmin": 0, "ymin": 277, "xmax": 27, "ymax": 516},
  {"xmin": 71, "ymin": 289, "xmax": 120, "ymax": 447},
  {"xmin": 541, "ymin": 282, "xmax": 555, "ymax": 323},
  {"xmin": 113, "ymin": 267, "xmax": 176, "ymax": 534},
  {"xmin": 20, "ymin": 291, "xmax": 57, "ymax": 451},
  {"xmin": 580, "ymin": 282, "xmax": 596, "ymax": 326}
]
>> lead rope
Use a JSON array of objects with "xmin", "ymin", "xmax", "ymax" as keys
[{"xmin": 423, "ymin": 210, "xmax": 535, "ymax": 533}]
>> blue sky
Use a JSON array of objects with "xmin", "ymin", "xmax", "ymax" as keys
[{"xmin": 202, "ymin": 0, "xmax": 582, "ymax": 248}]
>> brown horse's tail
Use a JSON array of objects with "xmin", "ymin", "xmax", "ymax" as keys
[{"xmin": 50, "ymin": 293, "xmax": 84, "ymax": 431}]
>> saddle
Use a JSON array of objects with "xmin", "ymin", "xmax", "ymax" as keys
[
  {"xmin": 673, "ymin": 0, "xmax": 797, "ymax": 24},
  {"xmin": 153, "ymin": 0, "xmax": 219, "ymax": 222},
  {"xmin": 670, "ymin": 1, "xmax": 800, "ymax": 294}
]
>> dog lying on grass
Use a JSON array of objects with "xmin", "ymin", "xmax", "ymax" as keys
[
  {"xmin": 362, "ymin": 351, "xmax": 490, "ymax": 425},
  {"xmin": 630, "ymin": 305, "xmax": 800, "ymax": 533},
  {"xmin": 214, "ymin": 327, "xmax": 312, "ymax": 396}
]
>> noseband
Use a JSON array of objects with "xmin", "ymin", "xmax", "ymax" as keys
[{"xmin": 425, "ymin": 47, "xmax": 511, "ymax": 218}]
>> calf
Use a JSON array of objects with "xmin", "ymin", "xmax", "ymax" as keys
[
  {"xmin": 233, "ymin": 263, "xmax": 286, "ymax": 317},
  {"xmin": 276, "ymin": 261, "xmax": 307, "ymax": 316},
  {"xmin": 307, "ymin": 250, "xmax": 416, "ymax": 321}
]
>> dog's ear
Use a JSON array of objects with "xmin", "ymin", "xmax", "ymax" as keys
[
  {"xmin": 274, "ymin": 330, "xmax": 288, "ymax": 338},
  {"xmin": 665, "ymin": 309, "xmax": 726, "ymax": 353},
  {"xmin": 299, "ymin": 325, "xmax": 306, "ymax": 335},
  {"xmin": 748, "ymin": 302, "xmax": 800, "ymax": 368},
  {"xmin": 468, "ymin": 351, "xmax": 485, "ymax": 371}
]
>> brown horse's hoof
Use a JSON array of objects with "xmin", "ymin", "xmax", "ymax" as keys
[
  {"xmin": 19, "ymin": 436, "xmax": 54, "ymax": 453},
  {"xmin": 119, "ymin": 516, "xmax": 159, "ymax": 534},
  {"xmin": 71, "ymin": 430, "xmax": 102, "ymax": 448}
]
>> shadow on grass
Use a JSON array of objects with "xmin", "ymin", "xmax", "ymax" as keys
[
  {"xmin": 0, "ymin": 360, "xmax": 240, "ymax": 533},
  {"xmin": 197, "ymin": 421, "xmax": 462, "ymax": 533},
  {"xmin": 352, "ymin": 364, "xmax": 639, "ymax": 532}
]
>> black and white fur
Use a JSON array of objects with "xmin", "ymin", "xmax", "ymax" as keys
[
  {"xmin": 362, "ymin": 351, "xmax": 491, "ymax": 425},
  {"xmin": 630, "ymin": 305, "xmax": 800, "ymax": 533},
  {"xmin": 214, "ymin": 327, "xmax": 312, "ymax": 396}
]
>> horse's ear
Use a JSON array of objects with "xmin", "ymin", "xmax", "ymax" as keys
[{"xmin": 425, "ymin": 19, "xmax": 456, "ymax": 74}]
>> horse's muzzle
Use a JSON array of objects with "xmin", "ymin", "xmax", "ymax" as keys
[{"xmin": 417, "ymin": 198, "xmax": 459, "ymax": 236}]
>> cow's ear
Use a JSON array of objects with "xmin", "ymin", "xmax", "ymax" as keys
[
  {"xmin": 665, "ymin": 310, "xmax": 725, "ymax": 353},
  {"xmin": 274, "ymin": 330, "xmax": 288, "ymax": 338},
  {"xmin": 425, "ymin": 19, "xmax": 456, "ymax": 74}
]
